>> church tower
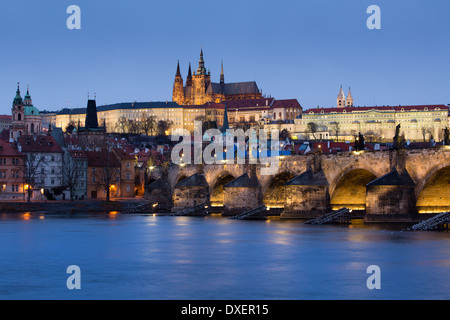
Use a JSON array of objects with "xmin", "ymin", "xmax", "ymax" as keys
[
  {"xmin": 172, "ymin": 60, "xmax": 185, "ymax": 104},
  {"xmin": 346, "ymin": 87, "xmax": 353, "ymax": 107},
  {"xmin": 192, "ymin": 48, "xmax": 211, "ymax": 105},
  {"xmin": 337, "ymin": 85, "xmax": 346, "ymax": 108},
  {"xmin": 11, "ymin": 83, "xmax": 26, "ymax": 141}
]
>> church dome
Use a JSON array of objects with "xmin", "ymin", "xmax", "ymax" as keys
[{"xmin": 24, "ymin": 105, "xmax": 40, "ymax": 116}]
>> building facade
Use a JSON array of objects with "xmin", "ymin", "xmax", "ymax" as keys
[
  {"xmin": 18, "ymin": 134, "xmax": 66, "ymax": 200},
  {"xmin": 301, "ymin": 104, "xmax": 449, "ymax": 142},
  {"xmin": 0, "ymin": 139, "xmax": 25, "ymax": 200}
]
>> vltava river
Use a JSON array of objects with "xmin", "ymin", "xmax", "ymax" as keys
[{"xmin": 0, "ymin": 212, "xmax": 449, "ymax": 300}]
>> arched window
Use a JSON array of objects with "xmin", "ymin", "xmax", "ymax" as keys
[
  {"xmin": 31, "ymin": 123, "xmax": 34, "ymax": 133},
  {"xmin": 18, "ymin": 113, "xmax": 21, "ymax": 121}
]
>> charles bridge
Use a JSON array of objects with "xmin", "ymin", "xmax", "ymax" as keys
[{"xmin": 144, "ymin": 146, "xmax": 450, "ymax": 222}]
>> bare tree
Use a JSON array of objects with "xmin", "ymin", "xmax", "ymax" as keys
[
  {"xmin": 63, "ymin": 151, "xmax": 84, "ymax": 202},
  {"xmin": 307, "ymin": 122, "xmax": 318, "ymax": 140},
  {"xmin": 140, "ymin": 114, "xmax": 157, "ymax": 136},
  {"xmin": 421, "ymin": 126, "xmax": 428, "ymax": 142},
  {"xmin": 18, "ymin": 153, "xmax": 48, "ymax": 202},
  {"xmin": 156, "ymin": 120, "xmax": 173, "ymax": 136},
  {"xmin": 127, "ymin": 120, "xmax": 140, "ymax": 134},
  {"xmin": 330, "ymin": 122, "xmax": 340, "ymax": 142},
  {"xmin": 365, "ymin": 130, "xmax": 381, "ymax": 143},
  {"xmin": 65, "ymin": 121, "xmax": 76, "ymax": 134},
  {"xmin": 115, "ymin": 116, "xmax": 128, "ymax": 134}
]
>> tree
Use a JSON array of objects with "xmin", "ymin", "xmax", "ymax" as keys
[
  {"xmin": 63, "ymin": 151, "xmax": 84, "ymax": 202},
  {"xmin": 421, "ymin": 126, "xmax": 428, "ymax": 142},
  {"xmin": 140, "ymin": 114, "xmax": 157, "ymax": 136},
  {"xmin": 234, "ymin": 121, "xmax": 252, "ymax": 132},
  {"xmin": 19, "ymin": 153, "xmax": 48, "ymax": 202},
  {"xmin": 115, "ymin": 116, "xmax": 128, "ymax": 134},
  {"xmin": 280, "ymin": 128, "xmax": 291, "ymax": 140},
  {"xmin": 307, "ymin": 122, "xmax": 318, "ymax": 140},
  {"xmin": 65, "ymin": 121, "xmax": 76, "ymax": 134},
  {"xmin": 365, "ymin": 130, "xmax": 381, "ymax": 143},
  {"xmin": 330, "ymin": 122, "xmax": 340, "ymax": 142},
  {"xmin": 127, "ymin": 120, "xmax": 140, "ymax": 134},
  {"xmin": 156, "ymin": 120, "xmax": 173, "ymax": 136}
]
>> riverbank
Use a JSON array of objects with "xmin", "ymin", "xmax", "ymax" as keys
[{"xmin": 0, "ymin": 198, "xmax": 144, "ymax": 213}]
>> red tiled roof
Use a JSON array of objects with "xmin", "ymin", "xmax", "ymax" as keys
[
  {"xmin": 113, "ymin": 148, "xmax": 136, "ymax": 160},
  {"xmin": 312, "ymin": 141, "xmax": 354, "ymax": 153},
  {"xmin": 18, "ymin": 135, "xmax": 63, "ymax": 153},
  {"xmin": 69, "ymin": 149, "xmax": 87, "ymax": 158},
  {"xmin": 272, "ymin": 99, "xmax": 302, "ymax": 109},
  {"xmin": 85, "ymin": 151, "xmax": 121, "ymax": 167},
  {"xmin": 0, "ymin": 139, "xmax": 25, "ymax": 157}
]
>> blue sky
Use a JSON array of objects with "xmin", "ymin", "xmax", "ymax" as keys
[{"xmin": 1, "ymin": 0, "xmax": 449, "ymax": 114}]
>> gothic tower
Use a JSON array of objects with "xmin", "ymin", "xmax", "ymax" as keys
[
  {"xmin": 337, "ymin": 85, "xmax": 346, "ymax": 108},
  {"xmin": 186, "ymin": 62, "xmax": 192, "ymax": 87},
  {"xmin": 192, "ymin": 48, "xmax": 211, "ymax": 105},
  {"xmin": 346, "ymin": 87, "xmax": 353, "ymax": 107},
  {"xmin": 172, "ymin": 60, "xmax": 185, "ymax": 104}
]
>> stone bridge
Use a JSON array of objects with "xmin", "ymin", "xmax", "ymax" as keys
[{"xmin": 145, "ymin": 146, "xmax": 450, "ymax": 221}]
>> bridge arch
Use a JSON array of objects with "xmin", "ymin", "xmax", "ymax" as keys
[
  {"xmin": 330, "ymin": 166, "xmax": 378, "ymax": 211},
  {"xmin": 415, "ymin": 161, "xmax": 450, "ymax": 214},
  {"xmin": 172, "ymin": 173, "xmax": 188, "ymax": 190},
  {"xmin": 262, "ymin": 171, "xmax": 296, "ymax": 208},
  {"xmin": 210, "ymin": 171, "xmax": 236, "ymax": 207},
  {"xmin": 147, "ymin": 177, "xmax": 157, "ymax": 185}
]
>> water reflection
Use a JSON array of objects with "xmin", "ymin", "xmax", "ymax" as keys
[{"xmin": 0, "ymin": 212, "xmax": 449, "ymax": 299}]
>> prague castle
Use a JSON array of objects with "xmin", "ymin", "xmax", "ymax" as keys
[{"xmin": 172, "ymin": 49, "xmax": 263, "ymax": 105}]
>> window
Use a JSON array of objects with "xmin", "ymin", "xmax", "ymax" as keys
[
  {"xmin": 126, "ymin": 161, "xmax": 130, "ymax": 169},
  {"xmin": 126, "ymin": 173, "xmax": 130, "ymax": 180}
]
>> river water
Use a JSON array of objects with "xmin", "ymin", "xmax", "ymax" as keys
[{"xmin": 0, "ymin": 212, "xmax": 449, "ymax": 300}]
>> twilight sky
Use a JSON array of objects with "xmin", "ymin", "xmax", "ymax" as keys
[{"xmin": 1, "ymin": 0, "xmax": 449, "ymax": 114}]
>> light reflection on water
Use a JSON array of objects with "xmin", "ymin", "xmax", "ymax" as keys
[{"xmin": 0, "ymin": 212, "xmax": 449, "ymax": 300}]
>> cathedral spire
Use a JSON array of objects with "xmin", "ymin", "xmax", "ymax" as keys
[
  {"xmin": 186, "ymin": 62, "xmax": 192, "ymax": 87},
  {"xmin": 197, "ymin": 47, "xmax": 207, "ymax": 75},
  {"xmin": 220, "ymin": 60, "xmax": 225, "ymax": 85},
  {"xmin": 176, "ymin": 60, "xmax": 181, "ymax": 77},
  {"xmin": 222, "ymin": 102, "xmax": 229, "ymax": 132}
]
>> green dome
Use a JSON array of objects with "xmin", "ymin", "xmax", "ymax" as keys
[{"xmin": 24, "ymin": 105, "xmax": 40, "ymax": 116}]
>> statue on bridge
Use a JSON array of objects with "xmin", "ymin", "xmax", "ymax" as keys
[
  {"xmin": 393, "ymin": 124, "xmax": 405, "ymax": 150},
  {"xmin": 444, "ymin": 127, "xmax": 450, "ymax": 145},
  {"xmin": 354, "ymin": 132, "xmax": 365, "ymax": 151}
]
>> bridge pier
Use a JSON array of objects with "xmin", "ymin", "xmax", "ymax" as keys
[
  {"xmin": 222, "ymin": 166, "xmax": 262, "ymax": 216},
  {"xmin": 172, "ymin": 173, "xmax": 210, "ymax": 212},
  {"xmin": 281, "ymin": 169, "xmax": 330, "ymax": 219},
  {"xmin": 365, "ymin": 168, "xmax": 417, "ymax": 222},
  {"xmin": 145, "ymin": 178, "xmax": 173, "ymax": 211}
]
